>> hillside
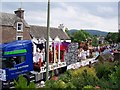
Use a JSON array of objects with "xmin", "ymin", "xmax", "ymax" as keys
[{"xmin": 69, "ymin": 29, "xmax": 108, "ymax": 36}]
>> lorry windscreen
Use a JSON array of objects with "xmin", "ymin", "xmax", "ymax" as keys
[{"xmin": 2, "ymin": 56, "xmax": 25, "ymax": 69}]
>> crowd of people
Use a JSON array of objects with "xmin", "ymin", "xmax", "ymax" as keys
[
  {"xmin": 78, "ymin": 48, "xmax": 90, "ymax": 60},
  {"xmin": 78, "ymin": 43, "xmax": 120, "ymax": 61},
  {"xmin": 78, "ymin": 41, "xmax": 93, "ymax": 61},
  {"xmin": 94, "ymin": 43, "xmax": 120, "ymax": 61}
]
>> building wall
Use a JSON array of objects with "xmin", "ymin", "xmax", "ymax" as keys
[
  {"xmin": 23, "ymin": 27, "xmax": 31, "ymax": 40},
  {"xmin": 1, "ymin": 25, "xmax": 31, "ymax": 43},
  {"xmin": 0, "ymin": 26, "xmax": 2, "ymax": 43},
  {"xmin": 1, "ymin": 26, "xmax": 16, "ymax": 43}
]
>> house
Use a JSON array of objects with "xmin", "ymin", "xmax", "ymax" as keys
[
  {"xmin": 30, "ymin": 25, "xmax": 71, "ymax": 43},
  {"xmin": 0, "ymin": 8, "xmax": 31, "ymax": 43},
  {"xmin": 98, "ymin": 36, "xmax": 105, "ymax": 44},
  {"xmin": 0, "ymin": 8, "xmax": 71, "ymax": 44}
]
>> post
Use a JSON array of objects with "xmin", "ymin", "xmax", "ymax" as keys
[
  {"xmin": 46, "ymin": 0, "xmax": 50, "ymax": 80},
  {"xmin": 58, "ymin": 41, "xmax": 60, "ymax": 62},
  {"xmin": 54, "ymin": 41, "xmax": 56, "ymax": 63}
]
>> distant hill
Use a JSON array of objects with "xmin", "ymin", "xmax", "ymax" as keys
[
  {"xmin": 69, "ymin": 29, "xmax": 108, "ymax": 36},
  {"xmin": 68, "ymin": 29, "xmax": 78, "ymax": 34}
]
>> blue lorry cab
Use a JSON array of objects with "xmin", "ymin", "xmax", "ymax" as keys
[{"xmin": 0, "ymin": 40, "xmax": 33, "ymax": 81}]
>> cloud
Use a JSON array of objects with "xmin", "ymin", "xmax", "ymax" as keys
[
  {"xmin": 49, "ymin": 2, "xmax": 118, "ymax": 32},
  {"xmin": 1, "ymin": 2, "xmax": 118, "ymax": 32},
  {"xmin": 25, "ymin": 11, "xmax": 47, "ymax": 25}
]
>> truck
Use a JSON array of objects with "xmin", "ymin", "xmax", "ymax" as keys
[{"xmin": 0, "ymin": 40, "xmax": 67, "ymax": 89}]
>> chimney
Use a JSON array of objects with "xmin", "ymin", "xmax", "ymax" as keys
[
  {"xmin": 58, "ymin": 24, "xmax": 65, "ymax": 32},
  {"xmin": 14, "ymin": 8, "xmax": 24, "ymax": 19}
]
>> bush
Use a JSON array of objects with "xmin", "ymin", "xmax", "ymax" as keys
[
  {"xmin": 97, "ymin": 78, "xmax": 110, "ymax": 89},
  {"xmin": 94, "ymin": 62, "xmax": 114, "ymax": 80},
  {"xmin": 14, "ymin": 75, "xmax": 35, "ymax": 89},
  {"xmin": 45, "ymin": 67, "xmax": 98, "ymax": 89},
  {"xmin": 97, "ymin": 65, "xmax": 120, "ymax": 89},
  {"xmin": 45, "ymin": 79, "xmax": 76, "ymax": 89},
  {"xmin": 109, "ymin": 65, "xmax": 120, "ymax": 89},
  {"xmin": 82, "ymin": 85, "xmax": 94, "ymax": 90},
  {"xmin": 45, "ymin": 79, "xmax": 56, "ymax": 88},
  {"xmin": 58, "ymin": 69, "xmax": 72, "ymax": 83},
  {"xmin": 71, "ymin": 67, "xmax": 96, "ymax": 78},
  {"xmin": 66, "ymin": 82, "xmax": 76, "ymax": 89},
  {"xmin": 70, "ymin": 67, "xmax": 99, "ymax": 89}
]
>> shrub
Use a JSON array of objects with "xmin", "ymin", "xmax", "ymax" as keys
[
  {"xmin": 14, "ymin": 75, "xmax": 35, "ymax": 89},
  {"xmin": 97, "ymin": 78, "xmax": 110, "ymax": 89},
  {"xmin": 82, "ymin": 85, "xmax": 94, "ymax": 90},
  {"xmin": 109, "ymin": 65, "xmax": 120, "ymax": 89},
  {"xmin": 98, "ymin": 65, "xmax": 120, "ymax": 89},
  {"xmin": 71, "ymin": 67, "xmax": 99, "ymax": 89},
  {"xmin": 45, "ymin": 79, "xmax": 67, "ymax": 88},
  {"xmin": 58, "ymin": 70, "xmax": 72, "ymax": 83},
  {"xmin": 94, "ymin": 62, "xmax": 114, "ymax": 80},
  {"xmin": 71, "ymin": 66, "xmax": 96, "ymax": 78},
  {"xmin": 45, "ymin": 79, "xmax": 56, "ymax": 88},
  {"xmin": 71, "ymin": 76, "xmax": 84, "ymax": 89},
  {"xmin": 45, "ymin": 66, "xmax": 99, "ymax": 89},
  {"xmin": 66, "ymin": 82, "xmax": 76, "ymax": 89}
]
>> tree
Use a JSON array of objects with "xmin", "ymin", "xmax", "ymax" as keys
[
  {"xmin": 105, "ymin": 32, "xmax": 119, "ymax": 43},
  {"xmin": 118, "ymin": 30, "xmax": 120, "ymax": 42},
  {"xmin": 65, "ymin": 28, "xmax": 71, "ymax": 37},
  {"xmin": 72, "ymin": 30, "xmax": 89, "ymax": 42},
  {"xmin": 92, "ymin": 35, "xmax": 98, "ymax": 46}
]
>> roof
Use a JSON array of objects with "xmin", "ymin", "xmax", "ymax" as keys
[
  {"xmin": 30, "ymin": 25, "xmax": 70, "ymax": 40},
  {"xmin": 0, "ymin": 12, "xmax": 29, "ymax": 27},
  {"xmin": 99, "ymin": 36, "xmax": 105, "ymax": 41}
]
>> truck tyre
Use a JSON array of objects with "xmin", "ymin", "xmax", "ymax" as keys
[
  {"xmin": 23, "ymin": 75, "xmax": 30, "ymax": 86},
  {"xmin": 16, "ymin": 75, "xmax": 30, "ymax": 86}
]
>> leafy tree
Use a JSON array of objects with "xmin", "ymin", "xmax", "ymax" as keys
[
  {"xmin": 118, "ymin": 31, "xmax": 120, "ymax": 42},
  {"xmin": 65, "ymin": 28, "xmax": 71, "ymax": 37},
  {"xmin": 72, "ymin": 30, "xmax": 92, "ymax": 42},
  {"xmin": 105, "ymin": 32, "xmax": 119, "ymax": 43},
  {"xmin": 92, "ymin": 35, "xmax": 98, "ymax": 46},
  {"xmin": 71, "ymin": 30, "xmax": 98, "ymax": 46}
]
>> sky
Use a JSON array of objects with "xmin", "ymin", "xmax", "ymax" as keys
[{"xmin": 1, "ymin": 1, "xmax": 119, "ymax": 32}]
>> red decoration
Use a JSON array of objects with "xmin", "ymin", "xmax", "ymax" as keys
[{"xmin": 39, "ymin": 58, "xmax": 42, "ymax": 68}]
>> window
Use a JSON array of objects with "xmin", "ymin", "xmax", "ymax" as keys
[
  {"xmin": 2, "ymin": 56, "xmax": 26, "ymax": 68},
  {"xmin": 17, "ymin": 22, "xmax": 23, "ymax": 31},
  {"xmin": 16, "ymin": 36, "xmax": 23, "ymax": 40}
]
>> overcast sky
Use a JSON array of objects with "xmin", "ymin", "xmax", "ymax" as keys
[{"xmin": 1, "ymin": 2, "xmax": 119, "ymax": 32}]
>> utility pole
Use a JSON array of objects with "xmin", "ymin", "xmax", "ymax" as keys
[{"xmin": 46, "ymin": 0, "xmax": 50, "ymax": 80}]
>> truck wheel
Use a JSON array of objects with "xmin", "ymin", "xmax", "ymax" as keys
[
  {"xmin": 16, "ymin": 75, "xmax": 30, "ymax": 86},
  {"xmin": 23, "ymin": 75, "xmax": 30, "ymax": 86}
]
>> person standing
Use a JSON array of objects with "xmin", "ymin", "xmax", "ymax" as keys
[{"xmin": 33, "ymin": 49, "xmax": 40, "ymax": 72}]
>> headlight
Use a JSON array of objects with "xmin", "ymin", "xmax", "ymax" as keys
[{"xmin": 0, "ymin": 69, "xmax": 6, "ymax": 81}]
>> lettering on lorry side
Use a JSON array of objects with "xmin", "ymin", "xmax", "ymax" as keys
[
  {"xmin": 17, "ymin": 65, "xmax": 29, "ymax": 69},
  {"xmin": 9, "ymin": 65, "xmax": 29, "ymax": 71},
  {"xmin": 9, "ymin": 67, "xmax": 17, "ymax": 71},
  {"xmin": 11, "ymin": 69, "xmax": 28, "ymax": 75}
]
